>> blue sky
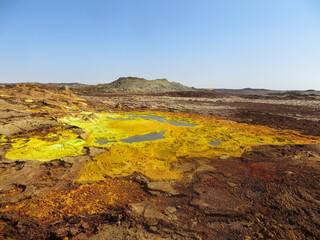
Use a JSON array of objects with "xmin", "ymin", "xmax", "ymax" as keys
[{"xmin": 0, "ymin": 0, "xmax": 319, "ymax": 89}]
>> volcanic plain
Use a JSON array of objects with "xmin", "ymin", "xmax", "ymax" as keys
[{"xmin": 0, "ymin": 81, "xmax": 320, "ymax": 239}]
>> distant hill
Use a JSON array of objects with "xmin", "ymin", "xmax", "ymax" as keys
[{"xmin": 93, "ymin": 77, "xmax": 194, "ymax": 93}]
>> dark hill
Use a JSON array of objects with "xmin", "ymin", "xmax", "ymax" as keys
[{"xmin": 94, "ymin": 77, "xmax": 194, "ymax": 93}]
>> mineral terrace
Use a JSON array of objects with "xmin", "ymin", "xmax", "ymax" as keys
[{"xmin": 0, "ymin": 83, "xmax": 320, "ymax": 239}]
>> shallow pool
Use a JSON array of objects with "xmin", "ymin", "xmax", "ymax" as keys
[
  {"xmin": 121, "ymin": 131, "xmax": 166, "ymax": 143},
  {"xmin": 126, "ymin": 114, "xmax": 197, "ymax": 127}
]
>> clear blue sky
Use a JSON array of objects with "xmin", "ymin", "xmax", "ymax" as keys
[{"xmin": 0, "ymin": 0, "xmax": 319, "ymax": 90}]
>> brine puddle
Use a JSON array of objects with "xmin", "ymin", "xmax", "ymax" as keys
[
  {"xmin": 121, "ymin": 131, "xmax": 165, "ymax": 143},
  {"xmin": 95, "ymin": 114, "xmax": 202, "ymax": 145},
  {"xmin": 209, "ymin": 141, "xmax": 221, "ymax": 146},
  {"xmin": 125, "ymin": 114, "xmax": 197, "ymax": 127},
  {"xmin": 95, "ymin": 139, "xmax": 115, "ymax": 145},
  {"xmin": 95, "ymin": 131, "xmax": 166, "ymax": 145}
]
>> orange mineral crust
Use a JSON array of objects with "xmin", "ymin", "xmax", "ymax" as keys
[{"xmin": 1, "ymin": 180, "xmax": 146, "ymax": 223}]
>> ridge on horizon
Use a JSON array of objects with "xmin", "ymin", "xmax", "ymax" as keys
[{"xmin": 1, "ymin": 78, "xmax": 319, "ymax": 92}]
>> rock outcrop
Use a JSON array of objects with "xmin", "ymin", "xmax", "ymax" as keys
[{"xmin": 94, "ymin": 77, "xmax": 194, "ymax": 93}]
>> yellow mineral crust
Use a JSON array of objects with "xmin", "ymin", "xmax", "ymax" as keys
[
  {"xmin": 74, "ymin": 111, "xmax": 320, "ymax": 181},
  {"xmin": 59, "ymin": 113, "xmax": 172, "ymax": 146},
  {"xmin": 2, "ymin": 127, "xmax": 85, "ymax": 161},
  {"xmin": 1, "ymin": 180, "xmax": 145, "ymax": 223},
  {"xmin": 78, "ymin": 144, "xmax": 183, "ymax": 182},
  {"xmin": 2, "ymin": 111, "xmax": 320, "ymax": 180}
]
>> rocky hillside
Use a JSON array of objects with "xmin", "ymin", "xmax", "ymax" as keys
[{"xmin": 94, "ymin": 77, "xmax": 194, "ymax": 93}]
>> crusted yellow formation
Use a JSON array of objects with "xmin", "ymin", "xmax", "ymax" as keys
[
  {"xmin": 59, "ymin": 113, "xmax": 172, "ymax": 146},
  {"xmin": 2, "ymin": 111, "xmax": 320, "ymax": 180},
  {"xmin": 79, "ymin": 144, "xmax": 183, "ymax": 182},
  {"xmin": 74, "ymin": 112, "xmax": 319, "ymax": 181},
  {"xmin": 2, "ymin": 128, "xmax": 85, "ymax": 161}
]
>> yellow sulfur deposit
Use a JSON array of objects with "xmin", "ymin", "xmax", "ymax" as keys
[
  {"xmin": 63, "ymin": 111, "xmax": 320, "ymax": 181},
  {"xmin": 59, "ymin": 113, "xmax": 172, "ymax": 146},
  {"xmin": 2, "ymin": 128, "xmax": 85, "ymax": 161},
  {"xmin": 78, "ymin": 143, "xmax": 184, "ymax": 181},
  {"xmin": 2, "ymin": 111, "xmax": 320, "ymax": 180}
]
